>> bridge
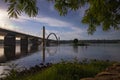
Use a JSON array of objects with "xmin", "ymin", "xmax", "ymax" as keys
[
  {"xmin": 0, "ymin": 26, "xmax": 59, "ymax": 61},
  {"xmin": 0, "ymin": 27, "xmax": 43, "ymax": 59}
]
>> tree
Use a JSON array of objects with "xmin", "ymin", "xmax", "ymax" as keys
[
  {"xmin": 3, "ymin": 0, "xmax": 38, "ymax": 18},
  {"xmin": 3, "ymin": 0, "xmax": 120, "ymax": 34},
  {"xmin": 73, "ymin": 38, "xmax": 78, "ymax": 45},
  {"xmin": 49, "ymin": 0, "xmax": 120, "ymax": 34}
]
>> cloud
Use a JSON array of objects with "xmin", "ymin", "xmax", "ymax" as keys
[
  {"xmin": 11, "ymin": 15, "xmax": 84, "ymax": 33},
  {"xmin": 0, "ymin": 9, "xmax": 13, "ymax": 29},
  {"xmin": 1, "ymin": 0, "xmax": 119, "ymax": 40},
  {"xmin": 0, "ymin": 0, "xmax": 85, "ymax": 39},
  {"xmin": 39, "ymin": 26, "xmax": 85, "ymax": 40},
  {"xmin": 0, "ymin": 9, "xmax": 9, "ymax": 26},
  {"xmin": 5, "ymin": 8, "xmax": 86, "ymax": 39},
  {"xmin": 58, "ymin": 29, "xmax": 86, "ymax": 40},
  {"xmin": 11, "ymin": 17, "xmax": 27, "ymax": 23},
  {"xmin": 0, "ymin": 9, "xmax": 22, "ymax": 31},
  {"xmin": 13, "ymin": 15, "xmax": 74, "ymax": 27},
  {"xmin": 34, "ymin": 17, "xmax": 71, "ymax": 27}
]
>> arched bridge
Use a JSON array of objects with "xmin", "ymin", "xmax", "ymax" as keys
[
  {"xmin": 0, "ymin": 27, "xmax": 59, "ymax": 59},
  {"xmin": 46, "ymin": 33, "xmax": 59, "ymax": 46}
]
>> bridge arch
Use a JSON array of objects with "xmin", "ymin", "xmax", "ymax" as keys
[{"xmin": 46, "ymin": 33, "xmax": 59, "ymax": 46}]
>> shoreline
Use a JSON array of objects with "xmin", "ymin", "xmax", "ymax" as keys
[{"xmin": 1, "ymin": 60, "xmax": 116, "ymax": 80}]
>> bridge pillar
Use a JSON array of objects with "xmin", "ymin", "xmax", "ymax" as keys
[
  {"xmin": 46, "ymin": 40, "xmax": 50, "ymax": 46},
  {"xmin": 20, "ymin": 37, "xmax": 28, "ymax": 54},
  {"xmin": 30, "ymin": 38, "xmax": 39, "ymax": 51},
  {"xmin": 4, "ymin": 34, "xmax": 16, "ymax": 59}
]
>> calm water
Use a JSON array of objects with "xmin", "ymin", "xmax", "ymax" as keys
[{"xmin": 0, "ymin": 43, "xmax": 120, "ymax": 77}]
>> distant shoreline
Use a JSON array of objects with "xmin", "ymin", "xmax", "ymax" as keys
[
  {"xmin": 60, "ymin": 40, "xmax": 120, "ymax": 44},
  {"xmin": 0, "ymin": 40, "xmax": 120, "ymax": 44}
]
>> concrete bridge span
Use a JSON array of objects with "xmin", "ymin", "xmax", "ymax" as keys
[
  {"xmin": 0, "ymin": 26, "xmax": 59, "ymax": 61},
  {"xmin": 0, "ymin": 27, "xmax": 42, "ymax": 59}
]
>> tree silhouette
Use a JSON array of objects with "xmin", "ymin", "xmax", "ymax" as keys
[
  {"xmin": 73, "ymin": 38, "xmax": 78, "ymax": 45},
  {"xmin": 3, "ymin": 0, "xmax": 120, "ymax": 34},
  {"xmin": 49, "ymin": 0, "xmax": 120, "ymax": 34},
  {"xmin": 3, "ymin": 0, "xmax": 38, "ymax": 18}
]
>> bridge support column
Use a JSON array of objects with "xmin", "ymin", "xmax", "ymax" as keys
[
  {"xmin": 43, "ymin": 26, "xmax": 45, "ymax": 63},
  {"xmin": 46, "ymin": 40, "xmax": 50, "ymax": 46},
  {"xmin": 30, "ymin": 38, "xmax": 39, "ymax": 51},
  {"xmin": 20, "ymin": 37, "xmax": 28, "ymax": 54},
  {"xmin": 4, "ymin": 34, "xmax": 16, "ymax": 59}
]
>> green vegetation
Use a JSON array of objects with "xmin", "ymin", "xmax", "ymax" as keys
[
  {"xmin": 2, "ymin": 0, "xmax": 120, "ymax": 34},
  {"xmin": 3, "ymin": 0, "xmax": 38, "ymax": 18},
  {"xmin": 3, "ymin": 60, "xmax": 114, "ymax": 80},
  {"xmin": 50, "ymin": 0, "xmax": 120, "ymax": 34},
  {"xmin": 73, "ymin": 39, "xmax": 89, "ymax": 46},
  {"xmin": 73, "ymin": 38, "xmax": 78, "ymax": 45}
]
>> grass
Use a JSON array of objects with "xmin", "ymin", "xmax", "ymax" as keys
[{"xmin": 3, "ymin": 59, "xmax": 114, "ymax": 80}]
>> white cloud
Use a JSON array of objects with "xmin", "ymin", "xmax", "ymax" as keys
[
  {"xmin": 11, "ymin": 18, "xmax": 27, "ymax": 22},
  {"xmin": 40, "ymin": 27, "xmax": 86, "ymax": 40},
  {"xmin": 58, "ymin": 31, "xmax": 84, "ymax": 40},
  {"xmin": 0, "ymin": 9, "xmax": 9, "ymax": 27},
  {"xmin": 11, "ymin": 15, "xmax": 85, "ymax": 39},
  {"xmin": 0, "ymin": 8, "xmax": 86, "ymax": 40},
  {"xmin": 0, "ymin": 9, "xmax": 86, "ymax": 40},
  {"xmin": 12, "ymin": 15, "xmax": 82, "ymax": 30},
  {"xmin": 14, "ymin": 16, "xmax": 76, "ymax": 28},
  {"xmin": 34, "ymin": 17, "xmax": 71, "ymax": 27},
  {"xmin": 0, "ymin": 9, "xmax": 22, "ymax": 33}
]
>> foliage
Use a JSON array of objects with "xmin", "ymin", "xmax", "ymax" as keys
[
  {"xmin": 3, "ymin": 60, "xmax": 114, "ymax": 80},
  {"xmin": 49, "ymin": 0, "xmax": 120, "ymax": 34},
  {"xmin": 48, "ymin": 0, "xmax": 86, "ymax": 16},
  {"xmin": 3, "ymin": 0, "xmax": 120, "ymax": 34},
  {"xmin": 73, "ymin": 38, "xmax": 79, "ymax": 45},
  {"xmin": 82, "ymin": 0, "xmax": 120, "ymax": 34},
  {"xmin": 3, "ymin": 0, "xmax": 38, "ymax": 18}
]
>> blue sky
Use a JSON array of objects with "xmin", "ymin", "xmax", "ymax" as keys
[{"xmin": 0, "ymin": 0, "xmax": 120, "ymax": 40}]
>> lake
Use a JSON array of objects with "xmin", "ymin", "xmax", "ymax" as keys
[{"xmin": 0, "ymin": 43, "xmax": 120, "ymax": 77}]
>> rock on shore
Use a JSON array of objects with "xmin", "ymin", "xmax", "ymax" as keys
[{"xmin": 80, "ymin": 63, "xmax": 120, "ymax": 80}]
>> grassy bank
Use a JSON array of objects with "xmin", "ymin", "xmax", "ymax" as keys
[{"xmin": 3, "ymin": 60, "xmax": 114, "ymax": 80}]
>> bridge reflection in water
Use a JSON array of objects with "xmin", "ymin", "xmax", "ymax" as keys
[
  {"xmin": 0, "ymin": 42, "xmax": 40, "ymax": 63},
  {"xmin": 41, "ymin": 26, "xmax": 59, "ymax": 63},
  {"xmin": 0, "ymin": 27, "xmax": 42, "ymax": 62},
  {"xmin": 0, "ymin": 26, "xmax": 59, "ymax": 63}
]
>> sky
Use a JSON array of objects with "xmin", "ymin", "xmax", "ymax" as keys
[{"xmin": 0, "ymin": 0, "xmax": 120, "ymax": 40}]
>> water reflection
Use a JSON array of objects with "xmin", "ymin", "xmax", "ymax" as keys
[
  {"xmin": 73, "ymin": 45, "xmax": 88, "ymax": 54},
  {"xmin": 0, "ymin": 43, "xmax": 120, "ymax": 78},
  {"xmin": 73, "ymin": 45, "xmax": 78, "ymax": 53},
  {"xmin": 41, "ymin": 45, "xmax": 59, "ymax": 63},
  {"xmin": 29, "ymin": 44, "xmax": 39, "ymax": 53},
  {"xmin": 4, "ymin": 46, "xmax": 16, "ymax": 61},
  {"xmin": 0, "ymin": 44, "xmax": 39, "ymax": 63},
  {"xmin": 46, "ymin": 46, "xmax": 58, "ymax": 56},
  {"xmin": 0, "ymin": 44, "xmax": 120, "ymax": 65}
]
